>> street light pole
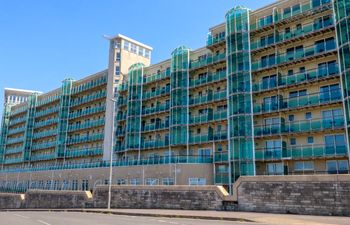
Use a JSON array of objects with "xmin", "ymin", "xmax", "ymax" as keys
[{"xmin": 107, "ymin": 98, "xmax": 117, "ymax": 210}]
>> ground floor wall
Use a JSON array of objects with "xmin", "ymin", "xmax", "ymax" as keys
[{"xmin": 0, "ymin": 164, "xmax": 214, "ymax": 192}]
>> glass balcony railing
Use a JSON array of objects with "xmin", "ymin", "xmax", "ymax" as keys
[
  {"xmin": 142, "ymin": 121, "xmax": 169, "ymax": 132},
  {"xmin": 214, "ymin": 152, "xmax": 229, "ymax": 162},
  {"xmin": 69, "ymin": 105, "xmax": 106, "ymax": 119},
  {"xmin": 70, "ymin": 91, "xmax": 106, "ymax": 107},
  {"xmin": 35, "ymin": 106, "xmax": 60, "ymax": 118},
  {"xmin": 143, "ymin": 69, "xmax": 171, "ymax": 84},
  {"xmin": 33, "ymin": 130, "xmax": 57, "ymax": 139},
  {"xmin": 36, "ymin": 94, "xmax": 61, "ymax": 107},
  {"xmin": 254, "ymin": 116, "xmax": 345, "ymax": 137},
  {"xmin": 253, "ymin": 64, "xmax": 339, "ymax": 92},
  {"xmin": 143, "ymin": 86, "xmax": 170, "ymax": 100},
  {"xmin": 118, "ymin": 83, "xmax": 128, "ymax": 91},
  {"xmin": 6, "ymin": 137, "xmax": 25, "ymax": 145},
  {"xmin": 31, "ymin": 141, "xmax": 56, "ymax": 151},
  {"xmin": 142, "ymin": 102, "xmax": 170, "ymax": 115},
  {"xmin": 30, "ymin": 153, "xmax": 56, "ymax": 161},
  {"xmin": 68, "ymin": 119, "xmax": 105, "ymax": 132},
  {"xmin": 255, "ymin": 144, "xmax": 347, "ymax": 161},
  {"xmin": 215, "ymin": 174, "xmax": 230, "ymax": 184},
  {"xmin": 251, "ymin": 18, "xmax": 334, "ymax": 50},
  {"xmin": 250, "ymin": 0, "xmax": 332, "ymax": 31},
  {"xmin": 190, "ymin": 53, "xmax": 226, "ymax": 70},
  {"xmin": 9, "ymin": 117, "xmax": 27, "ymax": 126},
  {"xmin": 71, "ymin": 75, "xmax": 107, "ymax": 94},
  {"xmin": 189, "ymin": 71, "xmax": 226, "ymax": 88},
  {"xmin": 254, "ymin": 89, "xmax": 341, "ymax": 114},
  {"xmin": 5, "ymin": 147, "xmax": 23, "ymax": 155},
  {"xmin": 11, "ymin": 106, "xmax": 28, "ymax": 117},
  {"xmin": 66, "ymin": 133, "xmax": 104, "ymax": 145},
  {"xmin": 189, "ymin": 90, "xmax": 227, "ymax": 106},
  {"xmin": 65, "ymin": 148, "xmax": 103, "ymax": 158},
  {"xmin": 190, "ymin": 111, "xmax": 227, "ymax": 124},
  {"xmin": 4, "ymin": 157, "xmax": 23, "ymax": 164},
  {"xmin": 117, "ymin": 98, "xmax": 127, "ymax": 107},
  {"xmin": 116, "ymin": 113, "xmax": 127, "ymax": 121},
  {"xmin": 141, "ymin": 139, "xmax": 169, "ymax": 149},
  {"xmin": 189, "ymin": 130, "xmax": 228, "ymax": 144},
  {"xmin": 0, "ymin": 155, "xmax": 213, "ymax": 173},
  {"xmin": 34, "ymin": 118, "xmax": 59, "ymax": 129},
  {"xmin": 207, "ymin": 33, "xmax": 226, "ymax": 47},
  {"xmin": 252, "ymin": 42, "xmax": 336, "ymax": 71},
  {"xmin": 7, "ymin": 126, "xmax": 26, "ymax": 135}
]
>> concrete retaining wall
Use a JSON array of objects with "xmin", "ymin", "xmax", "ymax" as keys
[
  {"xmin": 24, "ymin": 190, "xmax": 92, "ymax": 209},
  {"xmin": 232, "ymin": 175, "xmax": 350, "ymax": 216},
  {"xmin": 0, "ymin": 193, "xmax": 24, "ymax": 209},
  {"xmin": 93, "ymin": 185, "xmax": 230, "ymax": 210}
]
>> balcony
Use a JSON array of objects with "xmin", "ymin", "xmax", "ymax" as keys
[
  {"xmin": 206, "ymin": 33, "xmax": 226, "ymax": 48},
  {"xmin": 68, "ymin": 118, "xmax": 105, "ymax": 132},
  {"xmin": 70, "ymin": 91, "xmax": 106, "ymax": 107},
  {"xmin": 69, "ymin": 105, "xmax": 105, "ymax": 119},
  {"xmin": 190, "ymin": 53, "xmax": 226, "ymax": 71},
  {"xmin": 34, "ymin": 118, "xmax": 59, "ymax": 129},
  {"xmin": 36, "ymin": 94, "xmax": 60, "ymax": 107},
  {"xmin": 118, "ymin": 83, "xmax": 128, "ymax": 92},
  {"xmin": 142, "ymin": 102, "xmax": 170, "ymax": 116},
  {"xmin": 189, "ymin": 71, "xmax": 226, "ymax": 88},
  {"xmin": 189, "ymin": 90, "xmax": 227, "ymax": 106},
  {"xmin": 141, "ymin": 139, "xmax": 169, "ymax": 149},
  {"xmin": 35, "ymin": 106, "xmax": 60, "ymax": 118},
  {"xmin": 71, "ymin": 75, "xmax": 107, "ymax": 94},
  {"xmin": 254, "ymin": 89, "xmax": 342, "ymax": 114},
  {"xmin": 142, "ymin": 121, "xmax": 169, "ymax": 132},
  {"xmin": 251, "ymin": 17, "xmax": 334, "ymax": 51},
  {"xmin": 253, "ymin": 64, "xmax": 339, "ymax": 92},
  {"xmin": 7, "ymin": 126, "xmax": 26, "ymax": 136},
  {"xmin": 214, "ymin": 152, "xmax": 229, "ymax": 162},
  {"xmin": 255, "ymin": 144, "xmax": 347, "ymax": 161},
  {"xmin": 143, "ymin": 69, "xmax": 171, "ymax": 84},
  {"xmin": 5, "ymin": 147, "xmax": 23, "ymax": 155},
  {"xmin": 4, "ymin": 157, "xmax": 23, "ymax": 164},
  {"xmin": 250, "ymin": 0, "xmax": 332, "ymax": 32},
  {"xmin": 31, "ymin": 141, "xmax": 56, "ymax": 151},
  {"xmin": 189, "ymin": 110, "xmax": 227, "ymax": 124},
  {"xmin": 116, "ymin": 113, "xmax": 127, "ymax": 121},
  {"xmin": 66, "ymin": 133, "xmax": 104, "ymax": 145},
  {"xmin": 6, "ymin": 137, "xmax": 25, "ymax": 145},
  {"xmin": 142, "ymin": 86, "xmax": 170, "ymax": 100},
  {"xmin": 9, "ymin": 117, "xmax": 27, "ymax": 126},
  {"xmin": 215, "ymin": 174, "xmax": 229, "ymax": 184},
  {"xmin": 33, "ymin": 130, "xmax": 57, "ymax": 139},
  {"xmin": 30, "ymin": 153, "xmax": 56, "ymax": 161},
  {"xmin": 11, "ymin": 106, "xmax": 28, "ymax": 117},
  {"xmin": 252, "ymin": 42, "xmax": 336, "ymax": 72},
  {"xmin": 254, "ymin": 116, "xmax": 345, "ymax": 137},
  {"xmin": 65, "ymin": 148, "xmax": 103, "ymax": 158},
  {"xmin": 189, "ymin": 130, "xmax": 228, "ymax": 144}
]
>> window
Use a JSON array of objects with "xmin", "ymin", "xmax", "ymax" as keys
[
  {"xmin": 198, "ymin": 149, "xmax": 211, "ymax": 158},
  {"xmin": 288, "ymin": 115, "xmax": 295, "ymax": 121},
  {"xmin": 262, "ymin": 74, "xmax": 277, "ymax": 89},
  {"xmin": 265, "ymin": 140, "xmax": 282, "ymax": 152},
  {"xmin": 283, "ymin": 7, "xmax": 291, "ymax": 16},
  {"xmin": 115, "ymin": 66, "xmax": 120, "ymax": 76},
  {"xmin": 130, "ymin": 43, "xmax": 137, "ymax": 54},
  {"xmin": 294, "ymin": 161, "xmax": 314, "ymax": 171},
  {"xmin": 320, "ymin": 84, "xmax": 340, "ymax": 101},
  {"xmin": 263, "ymin": 96, "xmax": 278, "ymax": 111},
  {"xmin": 307, "ymin": 136, "xmax": 314, "ymax": 144},
  {"xmin": 116, "ymin": 52, "xmax": 121, "ymax": 60},
  {"xmin": 162, "ymin": 178, "xmax": 174, "ymax": 185},
  {"xmin": 267, "ymin": 163, "xmax": 283, "ymax": 175},
  {"xmin": 189, "ymin": 178, "xmax": 206, "ymax": 186},
  {"xmin": 123, "ymin": 41, "xmax": 130, "ymax": 51},
  {"xmin": 115, "ymin": 41, "xmax": 121, "ymax": 49},
  {"xmin": 292, "ymin": 4, "xmax": 301, "ymax": 13},
  {"xmin": 138, "ymin": 47, "xmax": 144, "ymax": 56},
  {"xmin": 81, "ymin": 179, "xmax": 89, "ymax": 191},
  {"xmin": 117, "ymin": 178, "xmax": 127, "ymax": 185},
  {"xmin": 305, "ymin": 112, "xmax": 312, "ymax": 119},
  {"xmin": 324, "ymin": 134, "xmax": 346, "ymax": 154},
  {"xmin": 326, "ymin": 160, "xmax": 349, "ymax": 174},
  {"xmin": 290, "ymin": 138, "xmax": 296, "ymax": 145},
  {"xmin": 129, "ymin": 178, "xmax": 140, "ymax": 185},
  {"xmin": 145, "ymin": 50, "xmax": 150, "ymax": 59},
  {"xmin": 145, "ymin": 178, "xmax": 159, "ymax": 186}
]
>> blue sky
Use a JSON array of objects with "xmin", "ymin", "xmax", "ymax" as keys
[{"xmin": 0, "ymin": 0, "xmax": 275, "ymax": 117}]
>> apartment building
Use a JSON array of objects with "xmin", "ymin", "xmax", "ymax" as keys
[{"xmin": 0, "ymin": 0, "xmax": 349, "ymax": 193}]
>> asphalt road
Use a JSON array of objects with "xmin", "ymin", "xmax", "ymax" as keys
[{"xmin": 0, "ymin": 212, "xmax": 256, "ymax": 225}]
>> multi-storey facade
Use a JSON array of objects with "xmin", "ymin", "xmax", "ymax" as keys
[{"xmin": 0, "ymin": 0, "xmax": 349, "ymax": 193}]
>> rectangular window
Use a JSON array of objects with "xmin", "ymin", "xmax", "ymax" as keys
[
  {"xmin": 115, "ymin": 66, "xmax": 120, "ymax": 76},
  {"xmin": 138, "ymin": 47, "xmax": 144, "ymax": 56},
  {"xmin": 129, "ymin": 178, "xmax": 140, "ymax": 185},
  {"xmin": 267, "ymin": 163, "xmax": 283, "ymax": 175},
  {"xmin": 295, "ymin": 161, "xmax": 314, "ymax": 171},
  {"xmin": 145, "ymin": 50, "xmax": 150, "ymax": 59},
  {"xmin": 189, "ymin": 178, "xmax": 206, "ymax": 186},
  {"xmin": 162, "ymin": 178, "xmax": 174, "ymax": 185},
  {"xmin": 145, "ymin": 178, "xmax": 159, "ymax": 186},
  {"xmin": 327, "ymin": 160, "xmax": 349, "ymax": 174},
  {"xmin": 123, "ymin": 41, "xmax": 130, "ymax": 51},
  {"xmin": 290, "ymin": 138, "xmax": 296, "ymax": 145},
  {"xmin": 130, "ymin": 43, "xmax": 137, "ymax": 54},
  {"xmin": 307, "ymin": 136, "xmax": 314, "ymax": 144},
  {"xmin": 305, "ymin": 112, "xmax": 312, "ymax": 119}
]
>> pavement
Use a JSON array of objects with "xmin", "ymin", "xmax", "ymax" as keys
[{"xmin": 1, "ymin": 209, "xmax": 350, "ymax": 225}]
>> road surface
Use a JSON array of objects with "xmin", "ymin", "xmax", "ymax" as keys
[{"xmin": 0, "ymin": 211, "xmax": 255, "ymax": 225}]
